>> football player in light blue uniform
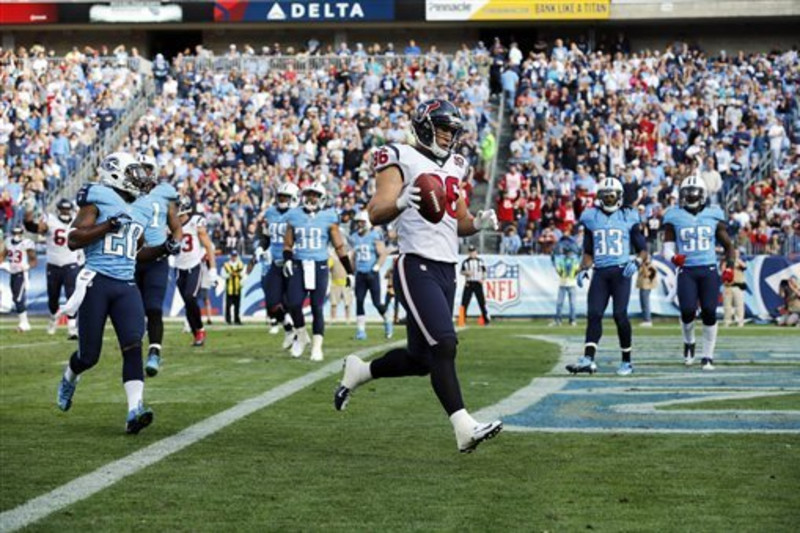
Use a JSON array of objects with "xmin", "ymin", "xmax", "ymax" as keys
[
  {"xmin": 567, "ymin": 177, "xmax": 648, "ymax": 376},
  {"xmin": 662, "ymin": 175, "xmax": 734, "ymax": 370},
  {"xmin": 350, "ymin": 211, "xmax": 393, "ymax": 340},
  {"xmin": 283, "ymin": 182, "xmax": 354, "ymax": 361},
  {"xmin": 133, "ymin": 154, "xmax": 182, "ymax": 377},
  {"xmin": 260, "ymin": 182, "xmax": 299, "ymax": 349},
  {"xmin": 56, "ymin": 152, "xmax": 180, "ymax": 435}
]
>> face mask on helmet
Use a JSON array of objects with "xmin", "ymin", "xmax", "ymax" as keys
[
  {"xmin": 178, "ymin": 197, "xmax": 193, "ymax": 216},
  {"xmin": 681, "ymin": 186, "xmax": 705, "ymax": 210},
  {"xmin": 413, "ymin": 100, "xmax": 464, "ymax": 159},
  {"xmin": 276, "ymin": 194, "xmax": 293, "ymax": 210},
  {"xmin": 303, "ymin": 191, "xmax": 324, "ymax": 211},
  {"xmin": 11, "ymin": 228, "xmax": 23, "ymax": 243},
  {"xmin": 598, "ymin": 190, "xmax": 621, "ymax": 212}
]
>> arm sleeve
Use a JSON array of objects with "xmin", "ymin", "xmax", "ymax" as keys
[
  {"xmin": 582, "ymin": 228, "xmax": 594, "ymax": 255},
  {"xmin": 630, "ymin": 224, "xmax": 647, "ymax": 253}
]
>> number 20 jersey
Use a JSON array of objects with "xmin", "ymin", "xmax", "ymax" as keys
[
  {"xmin": 372, "ymin": 143, "xmax": 468, "ymax": 264},
  {"xmin": 663, "ymin": 205, "xmax": 724, "ymax": 267}
]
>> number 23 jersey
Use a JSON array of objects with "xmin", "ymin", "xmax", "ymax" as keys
[
  {"xmin": 175, "ymin": 214, "xmax": 207, "ymax": 270},
  {"xmin": 663, "ymin": 206, "xmax": 724, "ymax": 267},
  {"xmin": 372, "ymin": 143, "xmax": 468, "ymax": 264}
]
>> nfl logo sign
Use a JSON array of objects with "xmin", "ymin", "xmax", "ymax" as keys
[{"xmin": 485, "ymin": 260, "xmax": 520, "ymax": 310}]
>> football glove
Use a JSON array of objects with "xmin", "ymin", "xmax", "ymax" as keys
[
  {"xmin": 395, "ymin": 185, "xmax": 421, "ymax": 212},
  {"xmin": 671, "ymin": 254, "xmax": 686, "ymax": 268},
  {"xmin": 577, "ymin": 269, "xmax": 590, "ymax": 289},
  {"xmin": 164, "ymin": 237, "xmax": 181, "ymax": 256},
  {"xmin": 722, "ymin": 268, "xmax": 734, "ymax": 284},
  {"xmin": 107, "ymin": 212, "xmax": 132, "ymax": 231},
  {"xmin": 623, "ymin": 259, "xmax": 641, "ymax": 278},
  {"xmin": 282, "ymin": 260, "xmax": 294, "ymax": 278},
  {"xmin": 473, "ymin": 209, "xmax": 499, "ymax": 232},
  {"xmin": 346, "ymin": 275, "xmax": 354, "ymax": 288},
  {"xmin": 372, "ymin": 263, "xmax": 381, "ymax": 272}
]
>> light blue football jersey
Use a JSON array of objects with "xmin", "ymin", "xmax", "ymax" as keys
[
  {"xmin": 350, "ymin": 229, "xmax": 382, "ymax": 273},
  {"xmin": 76, "ymin": 184, "xmax": 149, "ymax": 281},
  {"xmin": 663, "ymin": 205, "xmax": 724, "ymax": 267},
  {"xmin": 579, "ymin": 207, "xmax": 640, "ymax": 269},
  {"xmin": 285, "ymin": 207, "xmax": 338, "ymax": 262},
  {"xmin": 132, "ymin": 182, "xmax": 178, "ymax": 246},
  {"xmin": 264, "ymin": 205, "xmax": 292, "ymax": 261}
]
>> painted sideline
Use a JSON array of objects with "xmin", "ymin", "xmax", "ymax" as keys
[{"xmin": 0, "ymin": 339, "xmax": 405, "ymax": 533}]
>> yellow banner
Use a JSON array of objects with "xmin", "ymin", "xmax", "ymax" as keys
[{"xmin": 426, "ymin": 1, "xmax": 611, "ymax": 21}]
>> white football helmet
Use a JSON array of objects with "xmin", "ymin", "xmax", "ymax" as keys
[
  {"xmin": 98, "ymin": 152, "xmax": 147, "ymax": 198},
  {"xmin": 596, "ymin": 177, "xmax": 624, "ymax": 213},
  {"xmin": 137, "ymin": 153, "xmax": 158, "ymax": 179},
  {"xmin": 679, "ymin": 174, "xmax": 708, "ymax": 210},
  {"xmin": 354, "ymin": 210, "xmax": 370, "ymax": 232},
  {"xmin": 177, "ymin": 195, "xmax": 193, "ymax": 216},
  {"xmin": 301, "ymin": 182, "xmax": 327, "ymax": 212},
  {"xmin": 276, "ymin": 182, "xmax": 300, "ymax": 210}
]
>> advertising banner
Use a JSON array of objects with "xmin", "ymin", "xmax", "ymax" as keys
[
  {"xmin": 426, "ymin": 0, "xmax": 610, "ymax": 21},
  {"xmin": 214, "ymin": 0, "xmax": 395, "ymax": 22},
  {"xmin": 2, "ymin": 255, "xmax": 796, "ymax": 321},
  {"xmin": 0, "ymin": 3, "xmax": 58, "ymax": 25}
]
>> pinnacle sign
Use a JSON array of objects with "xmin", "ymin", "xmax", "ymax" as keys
[{"xmin": 214, "ymin": 1, "xmax": 395, "ymax": 22}]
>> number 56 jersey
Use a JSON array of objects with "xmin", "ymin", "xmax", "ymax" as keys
[
  {"xmin": 372, "ymin": 143, "xmax": 468, "ymax": 264},
  {"xmin": 663, "ymin": 206, "xmax": 724, "ymax": 267}
]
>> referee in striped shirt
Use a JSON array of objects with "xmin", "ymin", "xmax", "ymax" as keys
[{"xmin": 460, "ymin": 245, "xmax": 491, "ymax": 325}]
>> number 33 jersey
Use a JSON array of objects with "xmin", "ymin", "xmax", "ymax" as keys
[
  {"xmin": 663, "ymin": 205, "xmax": 724, "ymax": 267},
  {"xmin": 76, "ymin": 184, "xmax": 149, "ymax": 281},
  {"xmin": 579, "ymin": 207, "xmax": 640, "ymax": 269},
  {"xmin": 372, "ymin": 143, "xmax": 468, "ymax": 264}
]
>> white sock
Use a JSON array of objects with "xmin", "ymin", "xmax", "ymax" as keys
[
  {"xmin": 702, "ymin": 323, "xmax": 718, "ymax": 360},
  {"xmin": 284, "ymin": 314, "xmax": 294, "ymax": 327},
  {"xmin": 343, "ymin": 357, "xmax": 373, "ymax": 389},
  {"xmin": 64, "ymin": 366, "xmax": 78, "ymax": 383},
  {"xmin": 357, "ymin": 315, "xmax": 366, "ymax": 331},
  {"xmin": 19, "ymin": 311, "xmax": 29, "ymax": 323},
  {"xmin": 312, "ymin": 334, "xmax": 323, "ymax": 350},
  {"xmin": 149, "ymin": 344, "xmax": 162, "ymax": 354},
  {"xmin": 449, "ymin": 408, "xmax": 477, "ymax": 435},
  {"xmin": 681, "ymin": 321, "xmax": 696, "ymax": 345},
  {"xmin": 50, "ymin": 313, "xmax": 57, "ymax": 322},
  {"xmin": 68, "ymin": 318, "xmax": 77, "ymax": 329},
  {"xmin": 123, "ymin": 380, "xmax": 144, "ymax": 412}
]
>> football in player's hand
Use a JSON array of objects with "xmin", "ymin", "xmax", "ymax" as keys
[{"xmin": 415, "ymin": 174, "xmax": 447, "ymax": 224}]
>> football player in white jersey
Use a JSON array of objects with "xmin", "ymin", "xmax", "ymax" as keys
[
  {"xmin": 333, "ymin": 99, "xmax": 502, "ymax": 453},
  {"xmin": 1, "ymin": 226, "xmax": 38, "ymax": 332},
  {"xmin": 174, "ymin": 196, "xmax": 217, "ymax": 346},
  {"xmin": 24, "ymin": 198, "xmax": 83, "ymax": 338}
]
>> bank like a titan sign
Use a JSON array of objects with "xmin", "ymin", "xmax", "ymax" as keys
[
  {"xmin": 214, "ymin": 1, "xmax": 395, "ymax": 22},
  {"xmin": 426, "ymin": 0, "xmax": 610, "ymax": 21}
]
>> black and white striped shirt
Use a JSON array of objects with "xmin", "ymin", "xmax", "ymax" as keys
[{"xmin": 461, "ymin": 257, "xmax": 486, "ymax": 283}]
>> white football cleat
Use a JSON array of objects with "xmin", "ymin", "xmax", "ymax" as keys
[
  {"xmin": 333, "ymin": 355, "xmax": 372, "ymax": 411},
  {"xmin": 457, "ymin": 420, "xmax": 503, "ymax": 454},
  {"xmin": 701, "ymin": 358, "xmax": 715, "ymax": 371},
  {"xmin": 282, "ymin": 330, "xmax": 296, "ymax": 350},
  {"xmin": 291, "ymin": 329, "xmax": 309, "ymax": 358},
  {"xmin": 269, "ymin": 324, "xmax": 280, "ymax": 335},
  {"xmin": 310, "ymin": 334, "xmax": 324, "ymax": 361}
]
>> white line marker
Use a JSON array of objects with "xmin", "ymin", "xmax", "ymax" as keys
[{"xmin": 0, "ymin": 339, "xmax": 405, "ymax": 533}]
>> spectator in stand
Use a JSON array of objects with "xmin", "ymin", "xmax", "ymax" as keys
[
  {"xmin": 501, "ymin": 224, "xmax": 521, "ymax": 255},
  {"xmin": 777, "ymin": 276, "xmax": 800, "ymax": 327},
  {"xmin": 636, "ymin": 258, "xmax": 658, "ymax": 327}
]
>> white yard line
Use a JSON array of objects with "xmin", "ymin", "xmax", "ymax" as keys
[{"xmin": 0, "ymin": 339, "xmax": 405, "ymax": 533}]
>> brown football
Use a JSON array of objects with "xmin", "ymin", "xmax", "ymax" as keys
[{"xmin": 414, "ymin": 173, "xmax": 447, "ymax": 224}]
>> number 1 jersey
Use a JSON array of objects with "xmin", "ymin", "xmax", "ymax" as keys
[{"xmin": 372, "ymin": 143, "xmax": 469, "ymax": 264}]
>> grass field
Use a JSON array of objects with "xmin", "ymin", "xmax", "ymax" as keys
[{"xmin": 1, "ymin": 318, "xmax": 799, "ymax": 532}]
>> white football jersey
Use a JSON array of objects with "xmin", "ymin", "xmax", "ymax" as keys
[
  {"xmin": 372, "ymin": 143, "xmax": 468, "ymax": 264},
  {"xmin": 4, "ymin": 238, "xmax": 35, "ymax": 274},
  {"xmin": 174, "ymin": 214, "xmax": 207, "ymax": 270},
  {"xmin": 43, "ymin": 214, "xmax": 83, "ymax": 267}
]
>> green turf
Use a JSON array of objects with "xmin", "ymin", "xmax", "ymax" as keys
[{"xmin": 1, "ymin": 320, "xmax": 799, "ymax": 532}]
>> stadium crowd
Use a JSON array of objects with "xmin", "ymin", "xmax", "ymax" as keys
[
  {"xmin": 1, "ymin": 37, "xmax": 798, "ymax": 259},
  {"xmin": 0, "ymin": 44, "xmax": 145, "ymax": 230}
]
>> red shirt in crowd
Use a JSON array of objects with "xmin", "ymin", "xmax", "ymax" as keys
[{"xmin": 496, "ymin": 196, "xmax": 516, "ymax": 224}]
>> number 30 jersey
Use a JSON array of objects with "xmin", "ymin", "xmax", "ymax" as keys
[
  {"xmin": 663, "ymin": 205, "xmax": 724, "ymax": 267},
  {"xmin": 372, "ymin": 143, "xmax": 468, "ymax": 264},
  {"xmin": 76, "ymin": 184, "xmax": 149, "ymax": 281},
  {"xmin": 42, "ymin": 214, "xmax": 82, "ymax": 266},
  {"xmin": 174, "ymin": 214, "xmax": 207, "ymax": 270},
  {"xmin": 579, "ymin": 207, "xmax": 640, "ymax": 269},
  {"xmin": 285, "ymin": 207, "xmax": 337, "ymax": 262}
]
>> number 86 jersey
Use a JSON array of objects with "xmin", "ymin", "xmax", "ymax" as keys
[
  {"xmin": 372, "ymin": 143, "xmax": 468, "ymax": 264},
  {"xmin": 663, "ymin": 205, "xmax": 724, "ymax": 267}
]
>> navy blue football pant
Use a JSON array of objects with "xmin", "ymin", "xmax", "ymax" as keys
[
  {"xmin": 68, "ymin": 273, "xmax": 145, "ymax": 383},
  {"xmin": 585, "ymin": 265, "xmax": 632, "ymax": 350},
  {"xmin": 136, "ymin": 258, "xmax": 169, "ymax": 346},
  {"xmin": 355, "ymin": 271, "xmax": 386, "ymax": 316},
  {"xmin": 176, "ymin": 265, "xmax": 204, "ymax": 334},
  {"xmin": 47, "ymin": 263, "xmax": 79, "ymax": 316},
  {"xmin": 287, "ymin": 260, "xmax": 329, "ymax": 335},
  {"xmin": 678, "ymin": 266, "xmax": 720, "ymax": 326},
  {"xmin": 370, "ymin": 254, "xmax": 464, "ymax": 416},
  {"xmin": 263, "ymin": 261, "xmax": 291, "ymax": 329},
  {"xmin": 10, "ymin": 272, "xmax": 26, "ymax": 313}
]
